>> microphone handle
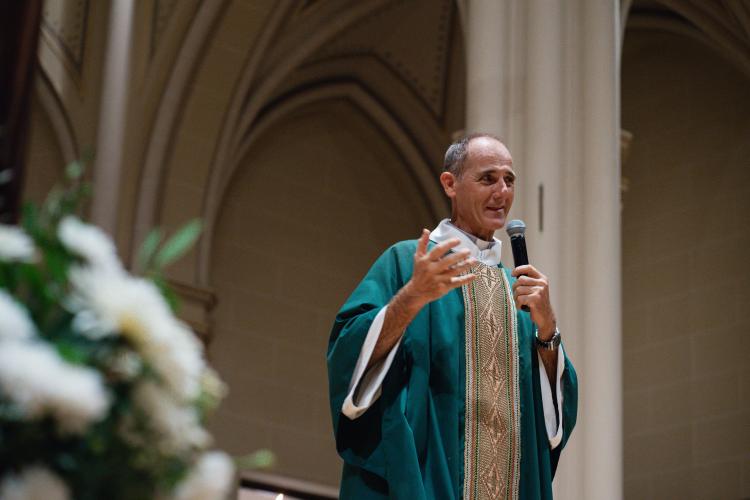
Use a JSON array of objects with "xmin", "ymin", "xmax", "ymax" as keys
[{"xmin": 510, "ymin": 236, "xmax": 530, "ymax": 312}]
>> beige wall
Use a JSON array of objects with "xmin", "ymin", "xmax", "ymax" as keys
[
  {"xmin": 23, "ymin": 99, "xmax": 66, "ymax": 205},
  {"xmin": 622, "ymin": 30, "xmax": 750, "ymax": 500},
  {"xmin": 208, "ymin": 99, "xmax": 440, "ymax": 486}
]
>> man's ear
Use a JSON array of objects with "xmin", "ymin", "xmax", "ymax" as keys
[{"xmin": 440, "ymin": 171, "xmax": 457, "ymax": 199}]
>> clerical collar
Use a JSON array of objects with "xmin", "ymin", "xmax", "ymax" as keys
[
  {"xmin": 446, "ymin": 220, "xmax": 495, "ymax": 250},
  {"xmin": 429, "ymin": 218, "xmax": 503, "ymax": 266}
]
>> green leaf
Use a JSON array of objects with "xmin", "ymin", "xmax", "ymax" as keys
[
  {"xmin": 44, "ymin": 247, "xmax": 70, "ymax": 284},
  {"xmin": 56, "ymin": 341, "xmax": 87, "ymax": 365},
  {"xmin": 65, "ymin": 160, "xmax": 84, "ymax": 180},
  {"xmin": 136, "ymin": 228, "xmax": 162, "ymax": 273},
  {"xmin": 234, "ymin": 449, "xmax": 276, "ymax": 470},
  {"xmin": 151, "ymin": 275, "xmax": 179, "ymax": 312},
  {"xmin": 153, "ymin": 219, "xmax": 202, "ymax": 270},
  {"xmin": 21, "ymin": 202, "xmax": 39, "ymax": 235},
  {"xmin": 43, "ymin": 186, "xmax": 65, "ymax": 220}
]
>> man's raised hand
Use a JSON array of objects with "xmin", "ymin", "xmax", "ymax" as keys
[
  {"xmin": 404, "ymin": 229, "xmax": 477, "ymax": 306},
  {"xmin": 369, "ymin": 230, "xmax": 477, "ymax": 368}
]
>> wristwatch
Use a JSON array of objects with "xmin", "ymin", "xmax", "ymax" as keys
[{"xmin": 535, "ymin": 326, "xmax": 561, "ymax": 351}]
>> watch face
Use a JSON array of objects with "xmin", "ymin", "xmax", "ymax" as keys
[{"xmin": 535, "ymin": 329, "xmax": 560, "ymax": 350}]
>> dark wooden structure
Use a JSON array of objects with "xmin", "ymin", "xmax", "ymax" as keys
[{"xmin": 0, "ymin": 1, "xmax": 43, "ymax": 223}]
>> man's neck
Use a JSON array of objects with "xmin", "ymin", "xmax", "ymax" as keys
[{"xmin": 447, "ymin": 220, "xmax": 495, "ymax": 249}]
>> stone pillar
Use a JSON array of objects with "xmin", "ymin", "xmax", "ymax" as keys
[
  {"xmin": 464, "ymin": 1, "xmax": 622, "ymax": 498},
  {"xmin": 523, "ymin": 0, "xmax": 564, "ymax": 310},
  {"xmin": 579, "ymin": 2, "xmax": 622, "ymax": 499},
  {"xmin": 91, "ymin": 0, "xmax": 136, "ymax": 234},
  {"xmin": 465, "ymin": 0, "xmax": 527, "ymax": 226},
  {"xmin": 465, "ymin": 0, "xmax": 505, "ymax": 135}
]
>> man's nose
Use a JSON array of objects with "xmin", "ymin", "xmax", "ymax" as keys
[{"xmin": 493, "ymin": 181, "xmax": 511, "ymax": 197}]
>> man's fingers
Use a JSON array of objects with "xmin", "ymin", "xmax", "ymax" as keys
[
  {"xmin": 415, "ymin": 229, "xmax": 430, "ymax": 257},
  {"xmin": 512, "ymin": 264, "xmax": 542, "ymax": 279},
  {"xmin": 444, "ymin": 258, "xmax": 477, "ymax": 277},
  {"xmin": 513, "ymin": 285, "xmax": 537, "ymax": 296},
  {"xmin": 512, "ymin": 276, "xmax": 545, "ymax": 289},
  {"xmin": 427, "ymin": 238, "xmax": 461, "ymax": 261},
  {"xmin": 515, "ymin": 294, "xmax": 531, "ymax": 310},
  {"xmin": 436, "ymin": 249, "xmax": 471, "ymax": 270},
  {"xmin": 449, "ymin": 273, "xmax": 476, "ymax": 287}
]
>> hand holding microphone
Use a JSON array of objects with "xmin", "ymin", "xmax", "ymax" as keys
[
  {"xmin": 506, "ymin": 220, "xmax": 530, "ymax": 312},
  {"xmin": 506, "ymin": 220, "xmax": 557, "ymax": 337}
]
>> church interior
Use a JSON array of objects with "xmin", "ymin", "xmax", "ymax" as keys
[{"xmin": 4, "ymin": 0, "xmax": 749, "ymax": 498}]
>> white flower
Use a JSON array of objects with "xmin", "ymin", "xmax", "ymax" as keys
[
  {"xmin": 200, "ymin": 367, "xmax": 228, "ymax": 403},
  {"xmin": 58, "ymin": 216, "xmax": 121, "ymax": 272},
  {"xmin": 109, "ymin": 350, "xmax": 143, "ymax": 381},
  {"xmin": 0, "ymin": 341, "xmax": 110, "ymax": 433},
  {"xmin": 174, "ymin": 452, "xmax": 234, "ymax": 500},
  {"xmin": 0, "ymin": 224, "xmax": 35, "ymax": 262},
  {"xmin": 68, "ymin": 267, "xmax": 205, "ymax": 400},
  {"xmin": 0, "ymin": 466, "xmax": 70, "ymax": 500},
  {"xmin": 0, "ymin": 290, "xmax": 35, "ymax": 341},
  {"xmin": 131, "ymin": 381, "xmax": 210, "ymax": 455}
]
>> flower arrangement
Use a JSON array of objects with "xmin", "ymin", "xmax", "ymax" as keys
[{"xmin": 0, "ymin": 164, "xmax": 234, "ymax": 499}]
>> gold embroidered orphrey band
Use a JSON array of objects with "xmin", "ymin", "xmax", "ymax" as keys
[{"xmin": 461, "ymin": 264, "xmax": 521, "ymax": 500}]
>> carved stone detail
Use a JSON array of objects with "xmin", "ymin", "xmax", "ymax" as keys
[
  {"xmin": 151, "ymin": 0, "xmax": 180, "ymax": 56},
  {"xmin": 41, "ymin": 0, "xmax": 88, "ymax": 70},
  {"xmin": 310, "ymin": 0, "xmax": 454, "ymax": 118},
  {"xmin": 168, "ymin": 279, "xmax": 217, "ymax": 346},
  {"xmin": 629, "ymin": 0, "xmax": 750, "ymax": 78}
]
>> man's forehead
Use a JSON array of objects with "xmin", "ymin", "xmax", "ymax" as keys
[{"xmin": 465, "ymin": 137, "xmax": 514, "ymax": 171}]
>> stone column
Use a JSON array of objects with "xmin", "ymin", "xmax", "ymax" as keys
[
  {"xmin": 579, "ymin": 2, "xmax": 622, "ymax": 499},
  {"xmin": 465, "ymin": 0, "xmax": 506, "ymax": 135},
  {"xmin": 522, "ymin": 4, "xmax": 579, "ymax": 496},
  {"xmin": 465, "ymin": 0, "xmax": 527, "ymax": 225},
  {"xmin": 464, "ymin": 1, "xmax": 622, "ymax": 498},
  {"xmin": 91, "ymin": 0, "xmax": 136, "ymax": 234},
  {"xmin": 523, "ymin": 0, "xmax": 564, "ymax": 311}
]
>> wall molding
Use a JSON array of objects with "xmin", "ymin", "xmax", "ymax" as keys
[
  {"xmin": 198, "ymin": 81, "xmax": 449, "ymax": 285},
  {"xmin": 33, "ymin": 72, "xmax": 79, "ymax": 164},
  {"xmin": 625, "ymin": 0, "xmax": 750, "ymax": 79},
  {"xmin": 168, "ymin": 279, "xmax": 216, "ymax": 345},
  {"xmin": 131, "ymin": 0, "xmax": 228, "ymax": 264}
]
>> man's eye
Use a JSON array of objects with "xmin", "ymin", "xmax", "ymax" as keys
[{"xmin": 505, "ymin": 176, "xmax": 515, "ymax": 185}]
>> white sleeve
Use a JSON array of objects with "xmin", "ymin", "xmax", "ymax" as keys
[
  {"xmin": 342, "ymin": 306, "xmax": 402, "ymax": 420},
  {"xmin": 538, "ymin": 344, "xmax": 566, "ymax": 449}
]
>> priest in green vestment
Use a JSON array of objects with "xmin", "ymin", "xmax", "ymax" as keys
[{"xmin": 327, "ymin": 134, "xmax": 578, "ymax": 499}]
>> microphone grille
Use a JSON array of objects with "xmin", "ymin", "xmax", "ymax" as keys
[{"xmin": 506, "ymin": 219, "xmax": 526, "ymax": 237}]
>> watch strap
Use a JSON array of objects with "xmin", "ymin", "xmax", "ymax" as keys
[{"xmin": 535, "ymin": 327, "xmax": 561, "ymax": 351}]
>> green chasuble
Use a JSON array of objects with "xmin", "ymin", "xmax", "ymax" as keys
[{"xmin": 327, "ymin": 240, "xmax": 578, "ymax": 500}]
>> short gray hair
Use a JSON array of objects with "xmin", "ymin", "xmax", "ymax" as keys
[{"xmin": 443, "ymin": 132, "xmax": 503, "ymax": 177}]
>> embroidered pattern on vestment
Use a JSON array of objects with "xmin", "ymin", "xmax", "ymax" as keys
[{"xmin": 461, "ymin": 264, "xmax": 521, "ymax": 500}]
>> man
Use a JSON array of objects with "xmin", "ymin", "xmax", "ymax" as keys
[{"xmin": 327, "ymin": 133, "xmax": 577, "ymax": 499}]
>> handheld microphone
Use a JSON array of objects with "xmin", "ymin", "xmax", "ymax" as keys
[{"xmin": 505, "ymin": 219, "xmax": 529, "ymax": 312}]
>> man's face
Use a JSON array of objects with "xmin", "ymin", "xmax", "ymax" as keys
[{"xmin": 441, "ymin": 137, "xmax": 516, "ymax": 239}]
